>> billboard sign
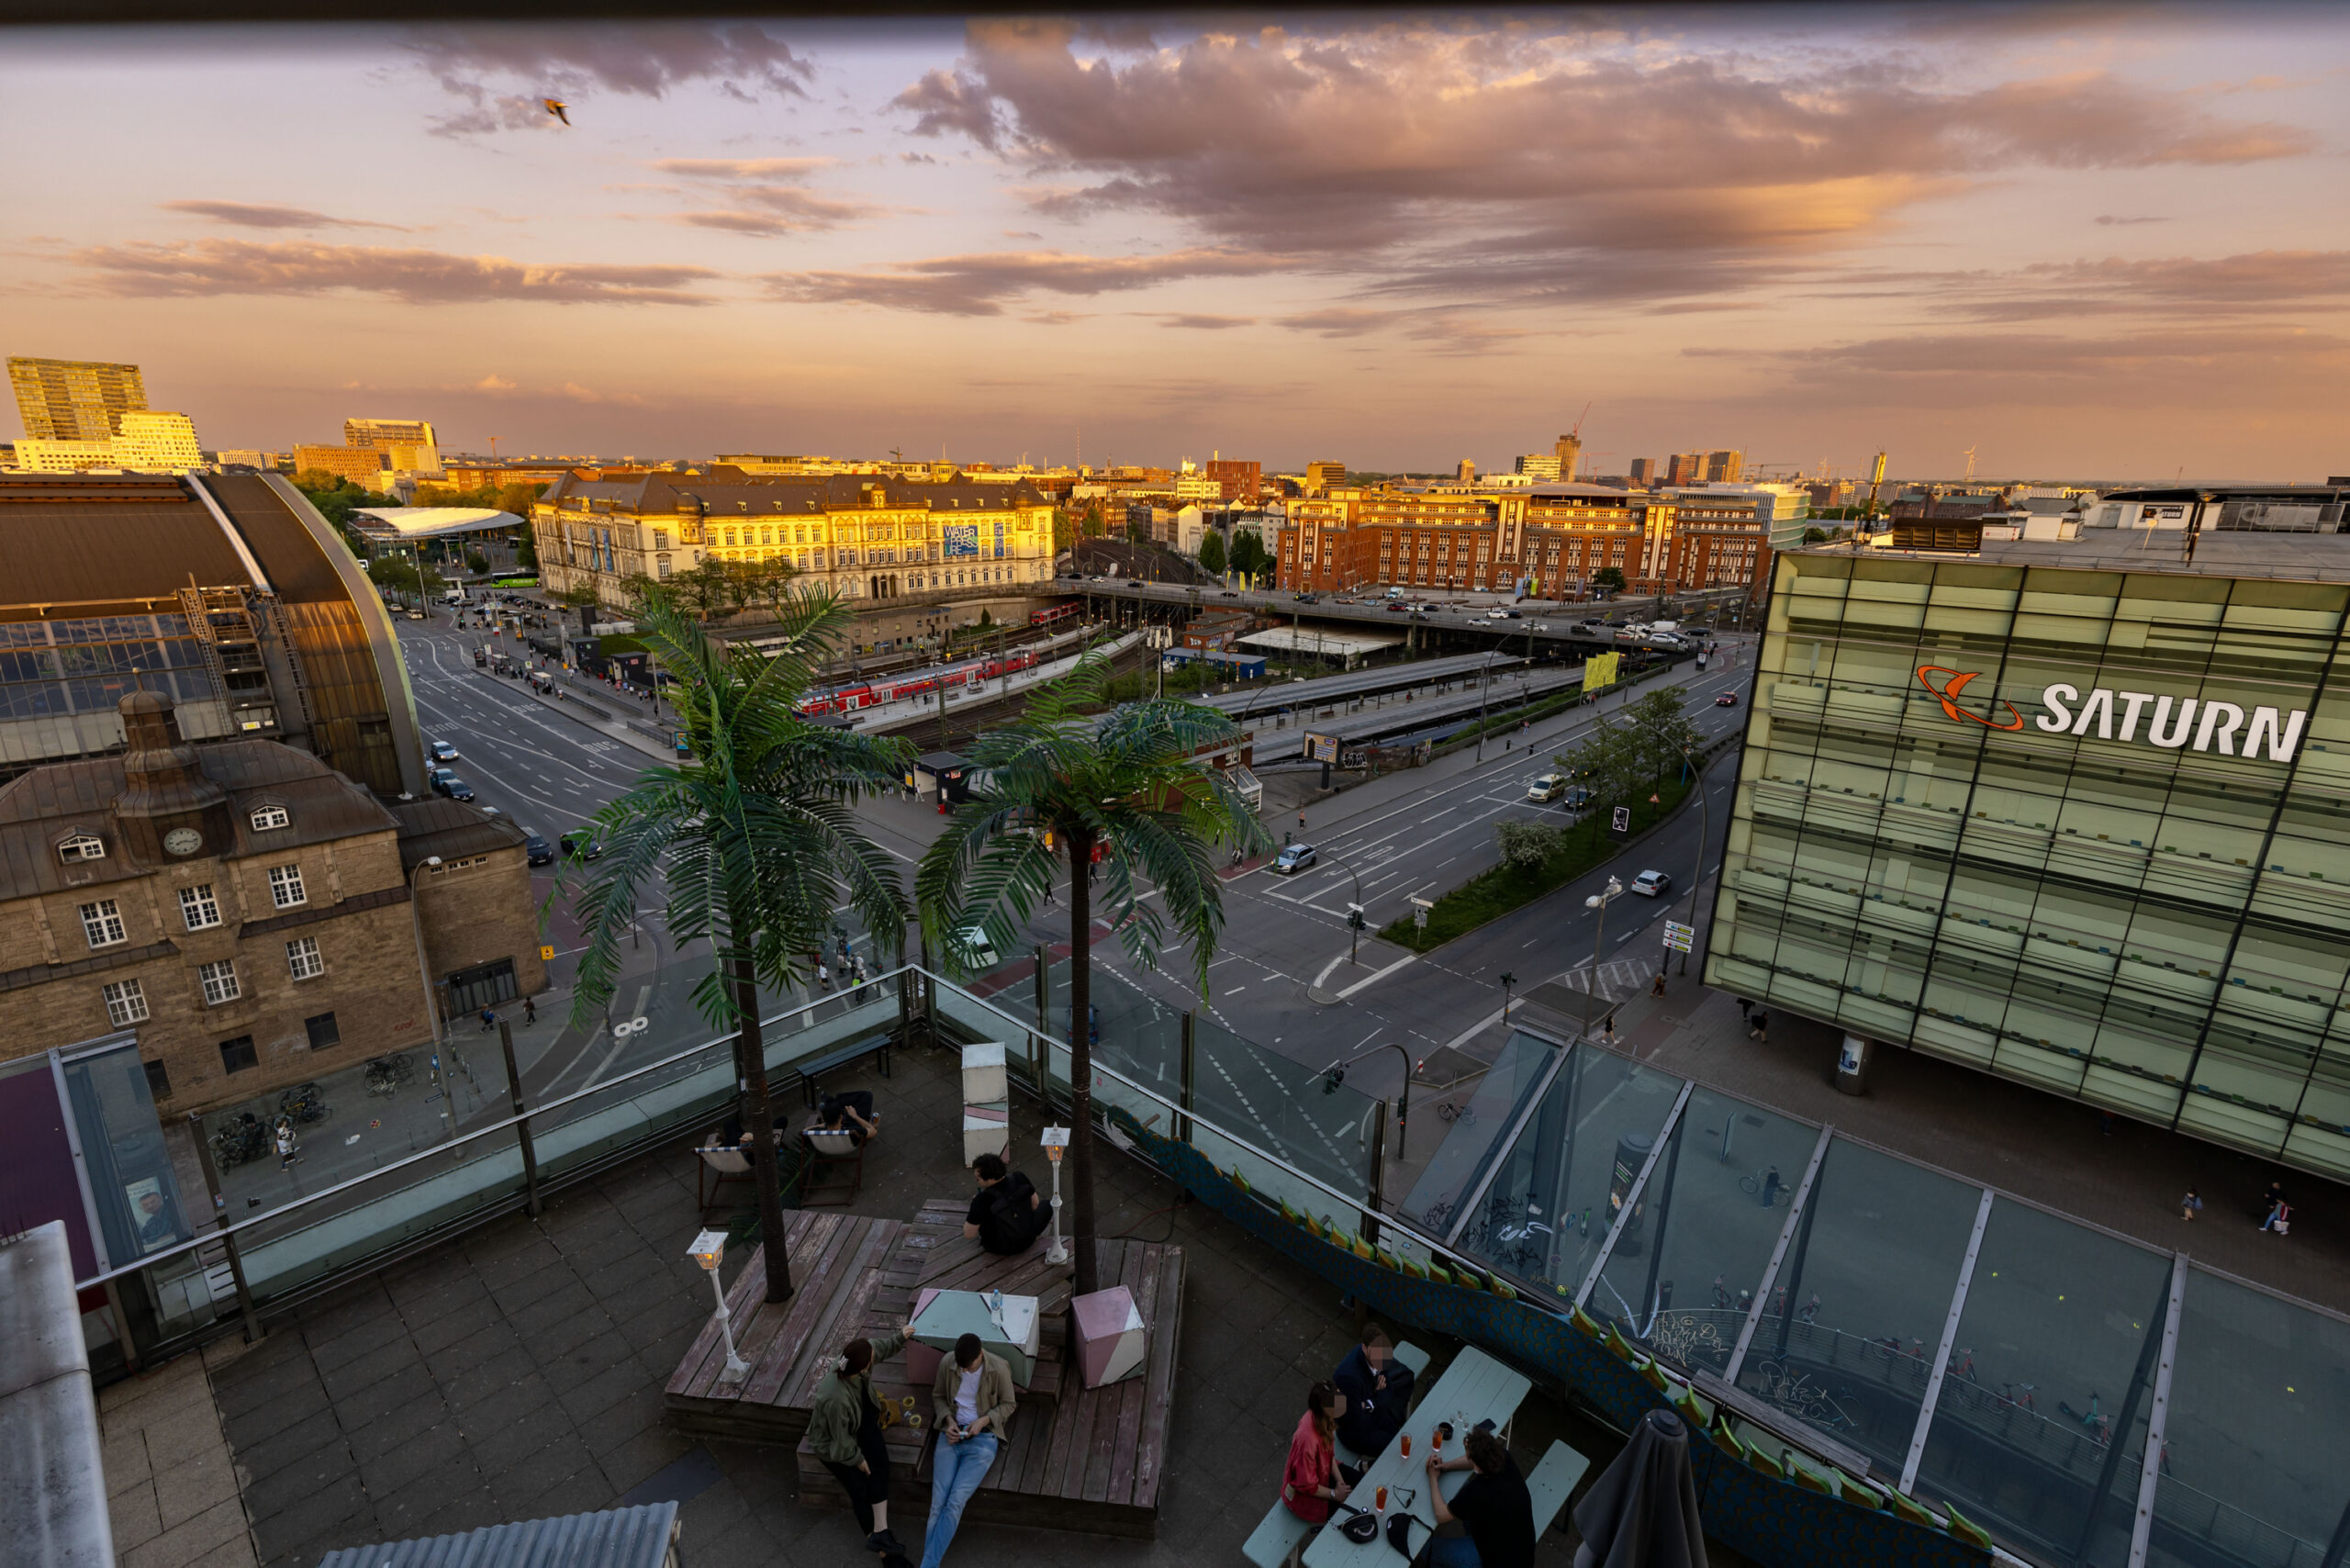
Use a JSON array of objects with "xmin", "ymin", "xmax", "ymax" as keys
[
  {"xmin": 1916, "ymin": 666, "xmax": 2307, "ymax": 762},
  {"xmin": 943, "ymin": 523, "xmax": 980, "ymax": 559},
  {"xmin": 1305, "ymin": 732, "xmax": 1340, "ymax": 763}
]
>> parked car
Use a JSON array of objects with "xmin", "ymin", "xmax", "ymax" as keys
[
  {"xmin": 522, "ymin": 833, "xmax": 555, "ymax": 866},
  {"xmin": 560, "ymin": 833, "xmax": 604, "ymax": 861},
  {"xmin": 1273, "ymin": 843, "xmax": 1319, "ymax": 874},
  {"xmin": 1562, "ymin": 786, "xmax": 1593, "ymax": 809},
  {"xmin": 439, "ymin": 776, "xmax": 476, "ymax": 801},
  {"xmin": 1631, "ymin": 869, "xmax": 1672, "ymax": 897},
  {"xmin": 1527, "ymin": 774, "xmax": 1567, "ymax": 802},
  {"xmin": 429, "ymin": 739, "xmax": 458, "ymax": 763},
  {"xmin": 428, "ymin": 767, "xmax": 456, "ymax": 792},
  {"xmin": 1716, "ymin": 691, "xmax": 1740, "ymax": 707}
]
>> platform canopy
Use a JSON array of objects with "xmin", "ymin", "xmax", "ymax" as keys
[
  {"xmin": 1235, "ymin": 625, "xmax": 1404, "ymax": 658},
  {"xmin": 351, "ymin": 507, "xmax": 524, "ymax": 539}
]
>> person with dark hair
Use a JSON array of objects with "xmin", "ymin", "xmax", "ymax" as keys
[
  {"xmin": 1424, "ymin": 1428, "xmax": 1537, "ymax": 1568},
  {"xmin": 1332, "ymin": 1322, "xmax": 1416, "ymax": 1462},
  {"xmin": 961, "ymin": 1152, "xmax": 1052, "ymax": 1255},
  {"xmin": 808, "ymin": 1317, "xmax": 916, "ymax": 1563},
  {"xmin": 1282, "ymin": 1382, "xmax": 1350, "ymax": 1525},
  {"xmin": 920, "ymin": 1332, "xmax": 1017, "ymax": 1568},
  {"xmin": 817, "ymin": 1090, "xmax": 880, "ymax": 1147}
]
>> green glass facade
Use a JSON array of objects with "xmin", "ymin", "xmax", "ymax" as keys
[{"xmin": 1707, "ymin": 550, "xmax": 2350, "ymax": 1180}]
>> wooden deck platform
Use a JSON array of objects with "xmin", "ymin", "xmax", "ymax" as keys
[{"xmin": 664, "ymin": 1198, "xmax": 1183, "ymax": 1538}]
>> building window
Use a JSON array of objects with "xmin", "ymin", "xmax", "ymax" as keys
[
  {"xmin": 179, "ymin": 883, "xmax": 222, "ymax": 931},
  {"xmin": 268, "ymin": 863, "xmax": 307, "ymax": 909},
  {"xmin": 103, "ymin": 978, "xmax": 149, "ymax": 1026},
  {"xmin": 286, "ymin": 935, "xmax": 325, "ymax": 980},
  {"xmin": 199, "ymin": 958, "xmax": 241, "ymax": 1006},
  {"xmin": 59, "ymin": 833, "xmax": 106, "ymax": 863},
  {"xmin": 218, "ymin": 1035, "xmax": 257, "ymax": 1074},
  {"xmin": 250, "ymin": 804, "xmax": 291, "ymax": 831},
  {"xmin": 305, "ymin": 1012, "xmax": 340, "ymax": 1049},
  {"xmin": 142, "ymin": 1058, "xmax": 172, "ymax": 1101},
  {"xmin": 79, "ymin": 900, "xmax": 127, "ymax": 948}
]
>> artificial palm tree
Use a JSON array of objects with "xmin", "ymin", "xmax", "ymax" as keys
[
  {"xmin": 565, "ymin": 587, "xmax": 910, "ymax": 1303},
  {"xmin": 915, "ymin": 654, "xmax": 1268, "ymax": 1294}
]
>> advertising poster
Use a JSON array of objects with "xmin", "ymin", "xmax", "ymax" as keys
[{"xmin": 943, "ymin": 523, "xmax": 980, "ymax": 558}]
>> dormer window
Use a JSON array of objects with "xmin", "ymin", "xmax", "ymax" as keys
[
  {"xmin": 251, "ymin": 804, "xmax": 291, "ymax": 832},
  {"xmin": 58, "ymin": 833, "xmax": 106, "ymax": 863}
]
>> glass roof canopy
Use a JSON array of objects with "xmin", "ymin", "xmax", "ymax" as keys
[{"xmin": 1403, "ymin": 1030, "xmax": 2350, "ymax": 1568}]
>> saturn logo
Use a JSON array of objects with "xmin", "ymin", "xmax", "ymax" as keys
[{"xmin": 1915, "ymin": 666, "xmax": 2024, "ymax": 731}]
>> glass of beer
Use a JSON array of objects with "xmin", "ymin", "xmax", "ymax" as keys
[
  {"xmin": 1376, "ymin": 1485, "xmax": 1389, "ymax": 1512},
  {"xmin": 1401, "ymin": 1433, "xmax": 1411, "ymax": 1458}
]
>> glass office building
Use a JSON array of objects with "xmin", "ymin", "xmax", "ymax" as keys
[{"xmin": 1707, "ymin": 543, "xmax": 2350, "ymax": 1181}]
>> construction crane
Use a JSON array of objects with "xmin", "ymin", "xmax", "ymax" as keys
[{"xmin": 1963, "ymin": 445, "xmax": 1979, "ymax": 485}]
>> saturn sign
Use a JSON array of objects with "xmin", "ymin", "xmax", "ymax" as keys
[{"xmin": 1916, "ymin": 665, "xmax": 2307, "ymax": 763}]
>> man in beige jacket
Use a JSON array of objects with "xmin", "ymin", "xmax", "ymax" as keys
[{"xmin": 919, "ymin": 1333, "xmax": 1018, "ymax": 1568}]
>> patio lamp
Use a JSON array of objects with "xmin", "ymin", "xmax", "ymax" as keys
[{"xmin": 688, "ymin": 1227, "xmax": 752, "ymax": 1383}]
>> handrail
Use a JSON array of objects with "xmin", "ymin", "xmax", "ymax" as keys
[{"xmin": 73, "ymin": 967, "xmax": 914, "ymax": 1294}]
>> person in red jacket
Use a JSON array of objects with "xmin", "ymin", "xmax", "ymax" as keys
[{"xmin": 1283, "ymin": 1382, "xmax": 1351, "ymax": 1524}]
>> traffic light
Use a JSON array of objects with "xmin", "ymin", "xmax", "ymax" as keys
[{"xmin": 1347, "ymin": 904, "xmax": 1367, "ymax": 932}]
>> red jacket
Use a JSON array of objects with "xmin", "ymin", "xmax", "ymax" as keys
[{"xmin": 1283, "ymin": 1411, "xmax": 1336, "ymax": 1523}]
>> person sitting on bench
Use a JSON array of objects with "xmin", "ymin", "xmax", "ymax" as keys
[
  {"xmin": 1424, "ymin": 1429, "xmax": 1537, "ymax": 1568},
  {"xmin": 1333, "ymin": 1322, "xmax": 1416, "ymax": 1464},
  {"xmin": 814, "ymin": 1090, "xmax": 880, "ymax": 1146},
  {"xmin": 1281, "ymin": 1381, "xmax": 1351, "ymax": 1525},
  {"xmin": 962, "ymin": 1153, "xmax": 1053, "ymax": 1255}
]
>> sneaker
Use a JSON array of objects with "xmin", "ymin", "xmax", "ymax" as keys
[{"xmin": 867, "ymin": 1529, "xmax": 908, "ymax": 1557}]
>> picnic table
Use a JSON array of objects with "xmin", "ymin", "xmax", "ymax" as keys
[{"xmin": 1302, "ymin": 1346, "xmax": 1531, "ymax": 1568}]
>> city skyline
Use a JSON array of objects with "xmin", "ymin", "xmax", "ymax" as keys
[{"xmin": 6, "ymin": 7, "xmax": 2346, "ymax": 477}]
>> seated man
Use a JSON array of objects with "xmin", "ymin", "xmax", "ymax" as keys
[
  {"xmin": 921, "ymin": 1332, "xmax": 1017, "ymax": 1568},
  {"xmin": 962, "ymin": 1153, "xmax": 1054, "ymax": 1255},
  {"xmin": 1423, "ymin": 1429, "xmax": 1537, "ymax": 1568},
  {"xmin": 813, "ymin": 1090, "xmax": 880, "ymax": 1146},
  {"xmin": 1333, "ymin": 1323, "xmax": 1416, "ymax": 1462}
]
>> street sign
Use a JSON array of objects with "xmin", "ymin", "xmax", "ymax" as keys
[
  {"xmin": 1611, "ymin": 805, "xmax": 1631, "ymax": 834},
  {"xmin": 1663, "ymin": 920, "xmax": 1695, "ymax": 954},
  {"xmin": 540, "ymin": 945, "xmax": 555, "ymax": 960},
  {"xmin": 1665, "ymin": 920, "xmax": 1694, "ymax": 940}
]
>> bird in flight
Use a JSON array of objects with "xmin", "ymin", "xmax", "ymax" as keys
[{"xmin": 543, "ymin": 99, "xmax": 570, "ymax": 127}]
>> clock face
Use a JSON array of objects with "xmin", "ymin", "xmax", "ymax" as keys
[{"xmin": 162, "ymin": 827, "xmax": 204, "ymax": 857}]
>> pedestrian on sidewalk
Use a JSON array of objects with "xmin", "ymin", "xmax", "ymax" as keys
[
  {"xmin": 479, "ymin": 1006, "xmax": 497, "ymax": 1033},
  {"xmin": 1749, "ymin": 1009, "xmax": 1769, "ymax": 1044},
  {"xmin": 1651, "ymin": 971, "xmax": 1667, "ymax": 998},
  {"xmin": 2263, "ymin": 1198, "xmax": 2292, "ymax": 1237},
  {"xmin": 2179, "ymin": 1188, "xmax": 2202, "ymax": 1222},
  {"xmin": 818, "ymin": 960, "xmax": 832, "ymax": 992},
  {"xmin": 274, "ymin": 1116, "xmax": 301, "ymax": 1170},
  {"xmin": 523, "ymin": 995, "xmax": 537, "ymax": 1026},
  {"xmin": 2258, "ymin": 1180, "xmax": 2286, "ymax": 1226},
  {"xmin": 1737, "ymin": 996, "xmax": 1752, "ymax": 1025},
  {"xmin": 1600, "ymin": 1014, "xmax": 1618, "ymax": 1048}
]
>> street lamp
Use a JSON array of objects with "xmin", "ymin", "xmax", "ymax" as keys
[
  {"xmin": 1312, "ymin": 1040, "xmax": 1417, "ymax": 1156},
  {"xmin": 1582, "ymin": 876, "xmax": 1624, "ymax": 1037},
  {"xmin": 688, "ymin": 1228, "xmax": 752, "ymax": 1383},
  {"xmin": 1041, "ymin": 1126, "xmax": 1071, "ymax": 1264},
  {"xmin": 406, "ymin": 855, "xmax": 458, "ymax": 1142}
]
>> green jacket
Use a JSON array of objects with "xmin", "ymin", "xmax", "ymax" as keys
[
  {"xmin": 807, "ymin": 1331, "xmax": 908, "ymax": 1466},
  {"xmin": 930, "ymin": 1350, "xmax": 1018, "ymax": 1439}
]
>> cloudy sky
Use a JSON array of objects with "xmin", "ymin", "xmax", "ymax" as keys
[{"xmin": 6, "ymin": 7, "xmax": 2346, "ymax": 480}]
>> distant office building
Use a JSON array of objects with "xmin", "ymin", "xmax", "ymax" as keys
[
  {"xmin": 1457, "ymin": 459, "xmax": 1477, "ymax": 483},
  {"xmin": 1666, "ymin": 452, "xmax": 1704, "ymax": 486},
  {"xmin": 215, "ymin": 450, "xmax": 275, "ymax": 471},
  {"xmin": 1304, "ymin": 460, "xmax": 1348, "ymax": 495},
  {"xmin": 1205, "ymin": 457, "xmax": 1262, "ymax": 504},
  {"xmin": 1515, "ymin": 454, "xmax": 1563, "ymax": 482},
  {"xmin": 11, "ymin": 410, "xmax": 205, "ymax": 475},
  {"xmin": 1706, "ymin": 449, "xmax": 1745, "ymax": 484},
  {"xmin": 1554, "ymin": 433, "xmax": 1583, "ymax": 483},
  {"xmin": 343, "ymin": 418, "xmax": 434, "ymax": 451},
  {"xmin": 1628, "ymin": 458, "xmax": 1657, "ymax": 487},
  {"xmin": 9, "ymin": 356, "xmax": 148, "ymax": 442},
  {"xmin": 0, "ymin": 471, "xmax": 428, "ymax": 797},
  {"xmin": 291, "ymin": 444, "xmax": 388, "ymax": 487}
]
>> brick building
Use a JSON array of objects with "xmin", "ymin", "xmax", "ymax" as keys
[
  {"xmin": 1204, "ymin": 458, "xmax": 1262, "ymax": 504},
  {"xmin": 0, "ymin": 691, "xmax": 541, "ymax": 1119}
]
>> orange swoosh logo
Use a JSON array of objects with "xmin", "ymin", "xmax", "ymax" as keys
[{"xmin": 1916, "ymin": 666, "xmax": 2024, "ymax": 732}]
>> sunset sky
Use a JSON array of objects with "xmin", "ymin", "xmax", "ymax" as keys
[{"xmin": 6, "ymin": 7, "xmax": 2346, "ymax": 480}]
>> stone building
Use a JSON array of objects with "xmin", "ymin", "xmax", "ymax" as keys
[{"xmin": 0, "ymin": 691, "xmax": 541, "ymax": 1118}]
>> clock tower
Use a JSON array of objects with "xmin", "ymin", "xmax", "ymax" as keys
[{"xmin": 108, "ymin": 689, "xmax": 234, "ymax": 866}]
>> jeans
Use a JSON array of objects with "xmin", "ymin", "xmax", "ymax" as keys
[
  {"xmin": 1428, "ymin": 1535, "xmax": 1483, "ymax": 1568},
  {"xmin": 918, "ymin": 1432, "xmax": 999, "ymax": 1568}
]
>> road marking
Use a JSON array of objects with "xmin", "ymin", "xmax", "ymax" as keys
[{"xmin": 1336, "ymin": 952, "xmax": 1416, "ymax": 999}]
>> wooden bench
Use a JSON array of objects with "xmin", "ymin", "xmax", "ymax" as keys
[
  {"xmin": 1525, "ymin": 1439, "xmax": 1592, "ymax": 1539},
  {"xmin": 785, "ymin": 1031, "xmax": 892, "ymax": 1108},
  {"xmin": 1242, "ymin": 1502, "xmax": 1315, "ymax": 1568}
]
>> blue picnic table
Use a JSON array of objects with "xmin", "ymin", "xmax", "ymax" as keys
[{"xmin": 1302, "ymin": 1345, "xmax": 1531, "ymax": 1568}]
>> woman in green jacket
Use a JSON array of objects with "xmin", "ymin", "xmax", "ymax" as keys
[{"xmin": 809, "ymin": 1321, "xmax": 913, "ymax": 1561}]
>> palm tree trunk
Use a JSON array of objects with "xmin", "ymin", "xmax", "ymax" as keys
[
  {"xmin": 1065, "ymin": 829, "xmax": 1099, "ymax": 1296},
  {"xmin": 733, "ymin": 955, "xmax": 796, "ymax": 1304}
]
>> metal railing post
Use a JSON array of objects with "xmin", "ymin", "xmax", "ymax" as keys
[
  {"xmin": 497, "ymin": 1021, "xmax": 542, "ymax": 1217},
  {"xmin": 1361, "ymin": 1098, "xmax": 1388, "ymax": 1246},
  {"xmin": 188, "ymin": 1110, "xmax": 263, "ymax": 1344},
  {"xmin": 1178, "ymin": 1010, "xmax": 1196, "ymax": 1145}
]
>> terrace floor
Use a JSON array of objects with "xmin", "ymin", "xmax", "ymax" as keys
[{"xmin": 106, "ymin": 1035, "xmax": 1740, "ymax": 1568}]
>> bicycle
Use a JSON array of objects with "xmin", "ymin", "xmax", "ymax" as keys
[
  {"xmin": 1738, "ymin": 1168, "xmax": 1793, "ymax": 1206},
  {"xmin": 1998, "ymin": 1382, "xmax": 2037, "ymax": 1415},
  {"xmin": 277, "ymin": 1082, "xmax": 330, "ymax": 1126},
  {"xmin": 1947, "ymin": 1348, "xmax": 1978, "ymax": 1384},
  {"xmin": 1436, "ymin": 1100, "xmax": 1477, "ymax": 1126},
  {"xmin": 364, "ymin": 1055, "xmax": 416, "ymax": 1098}
]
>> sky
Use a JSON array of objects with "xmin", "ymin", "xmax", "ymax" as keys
[{"xmin": 5, "ymin": 6, "xmax": 2347, "ymax": 482}]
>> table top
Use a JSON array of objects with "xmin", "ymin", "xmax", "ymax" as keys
[{"xmin": 1301, "ymin": 1346, "xmax": 1530, "ymax": 1568}]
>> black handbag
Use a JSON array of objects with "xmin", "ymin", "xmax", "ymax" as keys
[{"xmin": 1386, "ymin": 1510, "xmax": 1430, "ymax": 1564}]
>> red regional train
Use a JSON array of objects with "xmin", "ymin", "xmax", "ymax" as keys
[{"xmin": 798, "ymin": 645, "xmax": 1045, "ymax": 715}]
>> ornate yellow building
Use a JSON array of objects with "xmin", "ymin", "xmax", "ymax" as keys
[{"xmin": 531, "ymin": 466, "xmax": 1057, "ymax": 608}]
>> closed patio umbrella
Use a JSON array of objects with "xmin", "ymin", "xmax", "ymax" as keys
[{"xmin": 1572, "ymin": 1408, "xmax": 1707, "ymax": 1568}]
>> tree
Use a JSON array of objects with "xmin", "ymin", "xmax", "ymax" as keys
[
  {"xmin": 565, "ymin": 588, "xmax": 912, "ymax": 1304},
  {"xmin": 1078, "ymin": 498, "xmax": 1108, "ymax": 540},
  {"xmin": 1197, "ymin": 530, "xmax": 1227, "ymax": 577},
  {"xmin": 1227, "ymin": 531, "xmax": 1270, "ymax": 582},
  {"xmin": 366, "ymin": 554, "xmax": 443, "ymax": 604},
  {"xmin": 1494, "ymin": 820, "xmax": 1562, "ymax": 870},
  {"xmin": 465, "ymin": 550, "xmax": 490, "ymax": 575},
  {"xmin": 1592, "ymin": 566, "xmax": 1627, "ymax": 594},
  {"xmin": 516, "ymin": 525, "xmax": 540, "ymax": 572},
  {"xmin": 915, "ymin": 657, "xmax": 1268, "ymax": 1294}
]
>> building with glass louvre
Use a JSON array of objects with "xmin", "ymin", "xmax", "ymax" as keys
[{"xmin": 1706, "ymin": 526, "xmax": 2350, "ymax": 1181}]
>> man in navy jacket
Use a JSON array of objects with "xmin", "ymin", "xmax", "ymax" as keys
[{"xmin": 1333, "ymin": 1324, "xmax": 1416, "ymax": 1461}]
